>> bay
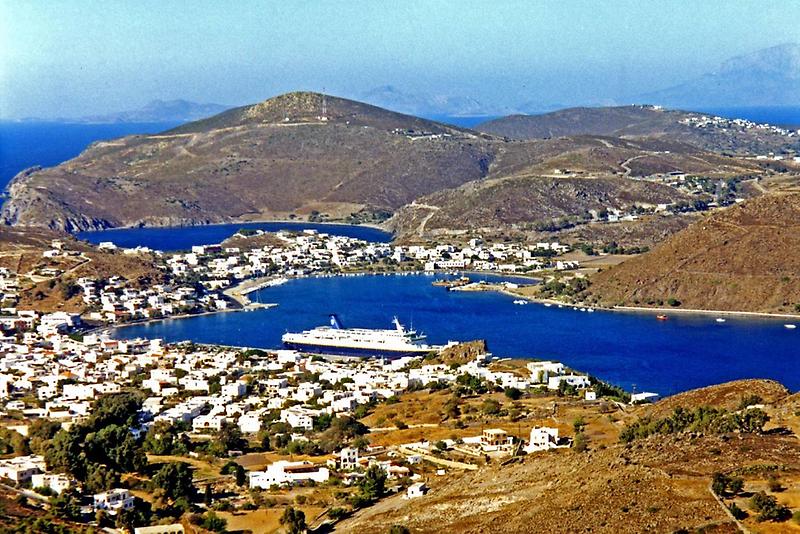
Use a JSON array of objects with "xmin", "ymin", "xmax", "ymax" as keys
[{"xmin": 111, "ymin": 273, "xmax": 800, "ymax": 396}]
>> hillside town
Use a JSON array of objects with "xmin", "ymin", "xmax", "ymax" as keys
[{"xmin": 0, "ymin": 300, "xmax": 625, "ymax": 533}]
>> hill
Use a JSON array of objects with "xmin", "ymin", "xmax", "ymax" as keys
[
  {"xmin": 586, "ymin": 193, "xmax": 800, "ymax": 314},
  {"xmin": 639, "ymin": 43, "xmax": 800, "ymax": 108},
  {"xmin": 1, "ymin": 92, "xmax": 498, "ymax": 232},
  {"xmin": 476, "ymin": 105, "xmax": 800, "ymax": 154},
  {"xmin": 0, "ymin": 226, "xmax": 163, "ymax": 312},
  {"xmin": 388, "ymin": 135, "xmax": 765, "ymax": 240},
  {"xmin": 338, "ymin": 379, "xmax": 799, "ymax": 534}
]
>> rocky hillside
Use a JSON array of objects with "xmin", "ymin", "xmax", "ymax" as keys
[
  {"xmin": 390, "ymin": 174, "xmax": 688, "ymax": 238},
  {"xmin": 1, "ymin": 92, "xmax": 497, "ymax": 232},
  {"xmin": 339, "ymin": 379, "xmax": 799, "ymax": 534},
  {"xmin": 3, "ymin": 92, "xmax": 775, "ymax": 236},
  {"xmin": 587, "ymin": 193, "xmax": 800, "ymax": 314},
  {"xmin": 388, "ymin": 135, "xmax": 764, "ymax": 240},
  {"xmin": 0, "ymin": 226, "xmax": 163, "ymax": 312},
  {"xmin": 477, "ymin": 105, "xmax": 800, "ymax": 154}
]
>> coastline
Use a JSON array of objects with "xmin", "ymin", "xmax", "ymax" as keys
[
  {"xmin": 500, "ymin": 288, "xmax": 800, "ymax": 320},
  {"xmin": 98, "ymin": 304, "xmax": 277, "ymax": 334}
]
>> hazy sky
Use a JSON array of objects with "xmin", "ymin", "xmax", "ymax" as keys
[{"xmin": 1, "ymin": 0, "xmax": 799, "ymax": 118}]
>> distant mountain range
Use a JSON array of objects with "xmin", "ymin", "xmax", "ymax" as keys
[
  {"xmin": 636, "ymin": 43, "xmax": 800, "ymax": 108},
  {"xmin": 358, "ymin": 85, "xmax": 514, "ymax": 117},
  {"xmin": 20, "ymin": 99, "xmax": 233, "ymax": 124}
]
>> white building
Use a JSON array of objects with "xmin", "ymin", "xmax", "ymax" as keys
[
  {"xmin": 339, "ymin": 447, "xmax": 359, "ymax": 471},
  {"xmin": 524, "ymin": 427, "xmax": 561, "ymax": 453},
  {"xmin": 31, "ymin": 472, "xmax": 72, "ymax": 494},
  {"xmin": 93, "ymin": 488, "xmax": 135, "ymax": 514},
  {"xmin": 249, "ymin": 461, "xmax": 330, "ymax": 488},
  {"xmin": 547, "ymin": 374, "xmax": 591, "ymax": 390},
  {"xmin": 406, "ymin": 481, "xmax": 428, "ymax": 499}
]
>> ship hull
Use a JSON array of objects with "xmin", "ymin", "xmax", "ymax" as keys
[{"xmin": 283, "ymin": 341, "xmax": 433, "ymax": 359}]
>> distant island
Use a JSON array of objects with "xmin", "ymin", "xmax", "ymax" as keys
[{"xmin": 16, "ymin": 99, "xmax": 232, "ymax": 124}]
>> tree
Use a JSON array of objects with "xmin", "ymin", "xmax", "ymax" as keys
[
  {"xmin": 359, "ymin": 464, "xmax": 387, "ymax": 502},
  {"xmin": 49, "ymin": 490, "xmax": 82, "ymax": 520},
  {"xmin": 152, "ymin": 462, "xmax": 196, "ymax": 502},
  {"xmin": 280, "ymin": 506, "xmax": 307, "ymax": 534},
  {"xmin": 711, "ymin": 472, "xmax": 730, "ymax": 496},
  {"xmin": 572, "ymin": 432, "xmax": 588, "ymax": 452},
  {"xmin": 728, "ymin": 476, "xmax": 744, "ymax": 495},
  {"xmin": 504, "ymin": 387, "xmax": 522, "ymax": 400},
  {"xmin": 328, "ymin": 507, "xmax": 347, "ymax": 520},
  {"xmin": 481, "ymin": 399, "xmax": 500, "ymax": 416},
  {"xmin": 206, "ymin": 421, "xmax": 246, "ymax": 456},
  {"xmin": 749, "ymin": 491, "xmax": 791, "ymax": 522},
  {"xmin": 737, "ymin": 408, "xmax": 769, "ymax": 434},
  {"xmin": 573, "ymin": 417, "xmax": 586, "ymax": 433},
  {"xmin": 389, "ymin": 526, "xmax": 411, "ymax": 534},
  {"xmin": 220, "ymin": 461, "xmax": 247, "ymax": 486},
  {"xmin": 202, "ymin": 511, "xmax": 228, "ymax": 533}
]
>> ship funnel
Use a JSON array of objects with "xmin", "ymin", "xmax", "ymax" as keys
[{"xmin": 329, "ymin": 314, "xmax": 343, "ymax": 329}]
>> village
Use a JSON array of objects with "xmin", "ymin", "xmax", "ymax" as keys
[{"xmin": 0, "ymin": 299, "xmax": 654, "ymax": 533}]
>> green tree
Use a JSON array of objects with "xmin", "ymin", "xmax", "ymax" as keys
[
  {"xmin": 280, "ymin": 506, "xmax": 306, "ymax": 534},
  {"xmin": 202, "ymin": 511, "xmax": 228, "ymax": 533},
  {"xmin": 389, "ymin": 526, "xmax": 410, "ymax": 534},
  {"xmin": 749, "ymin": 491, "xmax": 791, "ymax": 522},
  {"xmin": 359, "ymin": 464, "xmax": 387, "ymax": 502},
  {"xmin": 49, "ymin": 490, "xmax": 82, "ymax": 520},
  {"xmin": 572, "ymin": 432, "xmax": 588, "ymax": 452},
  {"xmin": 504, "ymin": 387, "xmax": 522, "ymax": 400},
  {"xmin": 151, "ymin": 462, "xmax": 196, "ymax": 502},
  {"xmin": 220, "ymin": 460, "xmax": 247, "ymax": 486}
]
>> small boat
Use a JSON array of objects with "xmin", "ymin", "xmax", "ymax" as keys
[
  {"xmin": 785, "ymin": 324, "xmax": 797, "ymax": 330},
  {"xmin": 716, "ymin": 318, "xmax": 726, "ymax": 323},
  {"xmin": 543, "ymin": 303, "xmax": 552, "ymax": 307},
  {"xmin": 587, "ymin": 308, "xmax": 595, "ymax": 313},
  {"xmin": 656, "ymin": 314, "xmax": 668, "ymax": 321},
  {"xmin": 513, "ymin": 299, "xmax": 528, "ymax": 305},
  {"xmin": 557, "ymin": 304, "xmax": 564, "ymax": 308}
]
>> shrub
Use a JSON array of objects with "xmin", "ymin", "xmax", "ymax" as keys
[
  {"xmin": 572, "ymin": 432, "xmax": 588, "ymax": 452},
  {"xmin": 202, "ymin": 511, "xmax": 228, "ymax": 533},
  {"xmin": 328, "ymin": 506, "xmax": 347, "ymax": 520},
  {"xmin": 749, "ymin": 491, "xmax": 791, "ymax": 522},
  {"xmin": 729, "ymin": 503, "xmax": 747, "ymax": 520}
]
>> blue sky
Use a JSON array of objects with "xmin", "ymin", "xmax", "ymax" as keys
[{"xmin": 1, "ymin": 0, "xmax": 799, "ymax": 118}]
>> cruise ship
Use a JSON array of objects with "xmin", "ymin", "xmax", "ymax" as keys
[{"xmin": 282, "ymin": 315, "xmax": 439, "ymax": 358}]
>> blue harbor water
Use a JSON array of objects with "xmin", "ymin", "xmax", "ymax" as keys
[
  {"xmin": 112, "ymin": 273, "xmax": 800, "ymax": 396},
  {"xmin": 78, "ymin": 222, "xmax": 392, "ymax": 251}
]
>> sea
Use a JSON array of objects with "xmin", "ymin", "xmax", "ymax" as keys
[
  {"xmin": 3, "ymin": 113, "xmax": 800, "ymax": 396},
  {"xmin": 78, "ymin": 222, "xmax": 391, "ymax": 250},
  {"xmin": 113, "ymin": 272, "xmax": 800, "ymax": 396}
]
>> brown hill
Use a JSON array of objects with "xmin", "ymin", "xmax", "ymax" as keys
[
  {"xmin": 1, "ymin": 92, "xmax": 498, "ymax": 232},
  {"xmin": 390, "ymin": 174, "xmax": 688, "ymax": 238},
  {"xmin": 587, "ymin": 192, "xmax": 800, "ymax": 314},
  {"xmin": 389, "ymin": 135, "xmax": 766, "ymax": 240},
  {"xmin": 2, "ymin": 93, "xmax": 772, "ymax": 237},
  {"xmin": 477, "ymin": 105, "xmax": 800, "ymax": 154},
  {"xmin": 0, "ymin": 226, "xmax": 163, "ymax": 312},
  {"xmin": 340, "ymin": 378, "xmax": 800, "ymax": 533}
]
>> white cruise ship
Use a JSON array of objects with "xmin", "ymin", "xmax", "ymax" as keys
[{"xmin": 282, "ymin": 315, "xmax": 439, "ymax": 358}]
